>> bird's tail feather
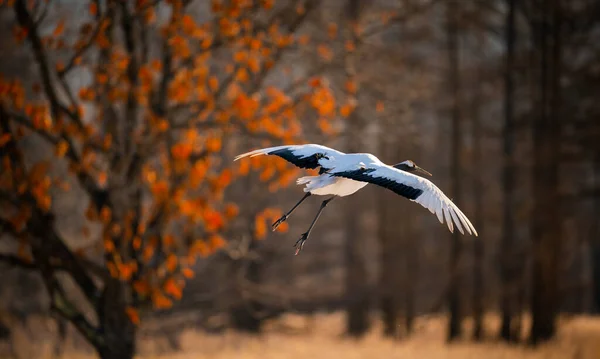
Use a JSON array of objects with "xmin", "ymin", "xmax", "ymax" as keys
[
  {"xmin": 296, "ymin": 176, "xmax": 315, "ymax": 185},
  {"xmin": 296, "ymin": 175, "xmax": 334, "ymax": 194}
]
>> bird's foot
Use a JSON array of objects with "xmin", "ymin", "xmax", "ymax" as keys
[
  {"xmin": 272, "ymin": 215, "xmax": 288, "ymax": 231},
  {"xmin": 293, "ymin": 232, "xmax": 309, "ymax": 255}
]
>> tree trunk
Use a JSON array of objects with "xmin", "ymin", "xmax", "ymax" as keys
[
  {"xmin": 403, "ymin": 210, "xmax": 417, "ymax": 336},
  {"xmin": 593, "ymin": 155, "xmax": 600, "ymax": 314},
  {"xmin": 593, "ymin": 243, "xmax": 600, "ymax": 313},
  {"xmin": 378, "ymin": 181, "xmax": 398, "ymax": 337},
  {"xmin": 344, "ymin": 0, "xmax": 370, "ymax": 338},
  {"xmin": 96, "ymin": 279, "xmax": 136, "ymax": 359},
  {"xmin": 529, "ymin": 0, "xmax": 562, "ymax": 345},
  {"xmin": 230, "ymin": 251, "xmax": 263, "ymax": 333},
  {"xmin": 446, "ymin": 0, "xmax": 463, "ymax": 342},
  {"xmin": 345, "ymin": 195, "xmax": 370, "ymax": 337},
  {"xmin": 471, "ymin": 65, "xmax": 485, "ymax": 343},
  {"xmin": 500, "ymin": 0, "xmax": 518, "ymax": 342}
]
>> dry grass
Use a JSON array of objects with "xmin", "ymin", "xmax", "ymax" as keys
[
  {"xmin": 4, "ymin": 312, "xmax": 600, "ymax": 359},
  {"xmin": 137, "ymin": 313, "xmax": 600, "ymax": 359}
]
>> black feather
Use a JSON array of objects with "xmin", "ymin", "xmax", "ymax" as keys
[
  {"xmin": 268, "ymin": 148, "xmax": 328, "ymax": 170},
  {"xmin": 332, "ymin": 168, "xmax": 423, "ymax": 200}
]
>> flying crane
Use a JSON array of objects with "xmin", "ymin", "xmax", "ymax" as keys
[{"xmin": 235, "ymin": 144, "xmax": 477, "ymax": 255}]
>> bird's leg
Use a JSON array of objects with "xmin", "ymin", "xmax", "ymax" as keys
[
  {"xmin": 294, "ymin": 196, "xmax": 335, "ymax": 255},
  {"xmin": 272, "ymin": 192, "xmax": 311, "ymax": 231}
]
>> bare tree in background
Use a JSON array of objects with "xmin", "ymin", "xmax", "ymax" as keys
[
  {"xmin": 528, "ymin": 0, "xmax": 563, "ymax": 344},
  {"xmin": 377, "ymin": 139, "xmax": 400, "ymax": 337},
  {"xmin": 343, "ymin": 0, "xmax": 371, "ymax": 338},
  {"xmin": 446, "ymin": 0, "xmax": 464, "ymax": 342},
  {"xmin": 500, "ymin": 0, "xmax": 519, "ymax": 343}
]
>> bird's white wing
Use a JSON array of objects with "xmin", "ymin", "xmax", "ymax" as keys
[
  {"xmin": 234, "ymin": 144, "xmax": 344, "ymax": 170},
  {"xmin": 330, "ymin": 163, "xmax": 478, "ymax": 236}
]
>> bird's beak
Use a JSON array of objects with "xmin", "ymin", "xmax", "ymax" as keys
[{"xmin": 414, "ymin": 165, "xmax": 432, "ymax": 177}]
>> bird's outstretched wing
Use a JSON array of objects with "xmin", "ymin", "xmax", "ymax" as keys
[
  {"xmin": 234, "ymin": 144, "xmax": 344, "ymax": 170},
  {"xmin": 331, "ymin": 163, "xmax": 478, "ymax": 236}
]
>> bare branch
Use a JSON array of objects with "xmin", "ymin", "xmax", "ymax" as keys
[
  {"xmin": 57, "ymin": 15, "xmax": 108, "ymax": 78},
  {"xmin": 0, "ymin": 253, "xmax": 36, "ymax": 269}
]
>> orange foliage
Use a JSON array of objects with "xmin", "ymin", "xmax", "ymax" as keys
[
  {"xmin": 224, "ymin": 203, "xmax": 239, "ymax": 218},
  {"xmin": 163, "ymin": 278, "xmax": 183, "ymax": 299},
  {"xmin": 165, "ymin": 253, "xmax": 178, "ymax": 273},
  {"xmin": 125, "ymin": 307, "xmax": 140, "ymax": 325},
  {"xmin": 344, "ymin": 79, "xmax": 358, "ymax": 94},
  {"xmin": 317, "ymin": 44, "xmax": 333, "ymax": 61},
  {"xmin": 171, "ymin": 143, "xmax": 193, "ymax": 160},
  {"xmin": 152, "ymin": 291, "xmax": 173, "ymax": 309}
]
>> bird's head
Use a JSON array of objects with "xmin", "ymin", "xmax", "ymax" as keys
[{"xmin": 393, "ymin": 160, "xmax": 432, "ymax": 177}]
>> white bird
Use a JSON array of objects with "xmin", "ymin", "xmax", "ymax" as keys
[{"xmin": 234, "ymin": 144, "xmax": 477, "ymax": 255}]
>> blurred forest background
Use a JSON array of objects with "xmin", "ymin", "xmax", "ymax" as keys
[{"xmin": 1, "ymin": 0, "xmax": 600, "ymax": 358}]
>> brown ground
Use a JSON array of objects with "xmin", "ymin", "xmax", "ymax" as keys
[{"xmin": 3, "ymin": 312, "xmax": 600, "ymax": 359}]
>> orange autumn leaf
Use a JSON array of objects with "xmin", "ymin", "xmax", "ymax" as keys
[
  {"xmin": 163, "ymin": 234, "xmax": 175, "ymax": 248},
  {"xmin": 132, "ymin": 236, "xmax": 142, "ymax": 250},
  {"xmin": 182, "ymin": 268, "xmax": 195, "ymax": 279},
  {"xmin": 171, "ymin": 143, "xmax": 193, "ymax": 160},
  {"xmin": 104, "ymin": 238, "xmax": 115, "ymax": 253},
  {"xmin": 308, "ymin": 77, "xmax": 321, "ymax": 88},
  {"xmin": 54, "ymin": 140, "xmax": 69, "ymax": 158},
  {"xmin": 274, "ymin": 221, "xmax": 288, "ymax": 233},
  {"xmin": 133, "ymin": 280, "xmax": 150, "ymax": 296},
  {"xmin": 224, "ymin": 203, "xmax": 239, "ymax": 218},
  {"xmin": 78, "ymin": 87, "xmax": 95, "ymax": 101},
  {"xmin": 317, "ymin": 44, "xmax": 333, "ymax": 62},
  {"xmin": 340, "ymin": 103, "xmax": 356, "ymax": 118},
  {"xmin": 345, "ymin": 80, "xmax": 357, "ymax": 94},
  {"xmin": 208, "ymin": 76, "xmax": 219, "ymax": 91},
  {"xmin": 118, "ymin": 262, "xmax": 136, "ymax": 281},
  {"xmin": 376, "ymin": 100, "xmax": 385, "ymax": 113},
  {"xmin": 327, "ymin": 23, "xmax": 338, "ymax": 39},
  {"xmin": 126, "ymin": 307, "xmax": 140, "ymax": 325},
  {"xmin": 165, "ymin": 253, "xmax": 178, "ymax": 272},
  {"xmin": 0, "ymin": 133, "xmax": 12, "ymax": 147},
  {"xmin": 152, "ymin": 292, "xmax": 173, "ymax": 309},
  {"xmin": 97, "ymin": 171, "xmax": 107, "ymax": 186},
  {"xmin": 96, "ymin": 73, "xmax": 108, "ymax": 84},
  {"xmin": 163, "ymin": 278, "xmax": 183, "ymax": 299},
  {"xmin": 204, "ymin": 209, "xmax": 224, "ymax": 231},
  {"xmin": 100, "ymin": 206, "xmax": 111, "ymax": 223},
  {"xmin": 89, "ymin": 2, "xmax": 98, "ymax": 15},
  {"xmin": 151, "ymin": 181, "xmax": 169, "ymax": 199},
  {"xmin": 218, "ymin": 169, "xmax": 232, "ymax": 187},
  {"xmin": 107, "ymin": 262, "xmax": 118, "ymax": 278},
  {"xmin": 142, "ymin": 245, "xmax": 154, "ymax": 262},
  {"xmin": 254, "ymin": 215, "xmax": 267, "ymax": 239},
  {"xmin": 53, "ymin": 20, "xmax": 65, "ymax": 36},
  {"xmin": 205, "ymin": 137, "xmax": 221, "ymax": 152},
  {"xmin": 345, "ymin": 40, "xmax": 356, "ymax": 52},
  {"xmin": 237, "ymin": 157, "xmax": 251, "ymax": 176},
  {"xmin": 234, "ymin": 51, "xmax": 248, "ymax": 63},
  {"xmin": 208, "ymin": 234, "xmax": 225, "ymax": 250},
  {"xmin": 191, "ymin": 239, "xmax": 211, "ymax": 258},
  {"xmin": 310, "ymin": 87, "xmax": 336, "ymax": 117}
]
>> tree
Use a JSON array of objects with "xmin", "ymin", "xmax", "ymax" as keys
[
  {"xmin": 0, "ymin": 0, "xmax": 345, "ymax": 358},
  {"xmin": 527, "ymin": 0, "xmax": 563, "ymax": 344},
  {"xmin": 500, "ymin": 0, "xmax": 518, "ymax": 342},
  {"xmin": 342, "ymin": 0, "xmax": 370, "ymax": 338},
  {"xmin": 446, "ymin": 0, "xmax": 464, "ymax": 342}
]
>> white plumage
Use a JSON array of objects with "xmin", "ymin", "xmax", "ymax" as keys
[{"xmin": 235, "ymin": 144, "xmax": 477, "ymax": 253}]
